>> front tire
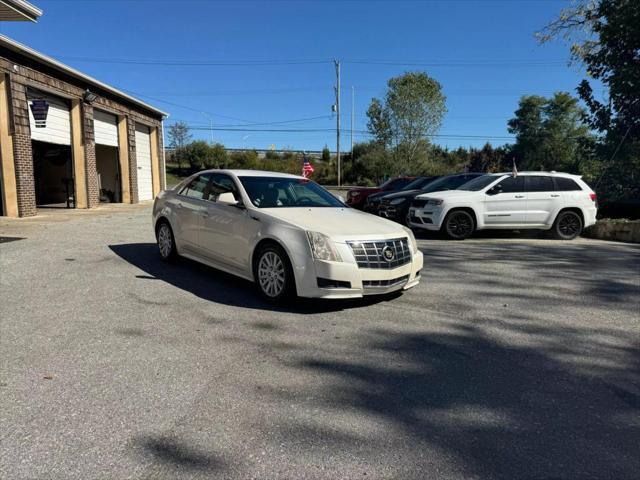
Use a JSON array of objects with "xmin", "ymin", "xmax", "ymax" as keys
[
  {"xmin": 553, "ymin": 210, "xmax": 583, "ymax": 240},
  {"xmin": 156, "ymin": 220, "xmax": 177, "ymax": 261},
  {"xmin": 442, "ymin": 210, "xmax": 475, "ymax": 240},
  {"xmin": 254, "ymin": 244, "xmax": 296, "ymax": 303}
]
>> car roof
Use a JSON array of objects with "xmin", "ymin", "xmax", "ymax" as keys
[
  {"xmin": 489, "ymin": 171, "xmax": 581, "ymax": 178},
  {"xmin": 200, "ymin": 169, "xmax": 304, "ymax": 179}
]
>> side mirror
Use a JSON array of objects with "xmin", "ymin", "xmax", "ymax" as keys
[
  {"xmin": 217, "ymin": 191, "xmax": 239, "ymax": 205},
  {"xmin": 487, "ymin": 185, "xmax": 502, "ymax": 196}
]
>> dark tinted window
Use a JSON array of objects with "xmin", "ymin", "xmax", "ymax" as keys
[
  {"xmin": 383, "ymin": 178, "xmax": 413, "ymax": 191},
  {"xmin": 206, "ymin": 173, "xmax": 240, "ymax": 201},
  {"xmin": 495, "ymin": 176, "xmax": 525, "ymax": 193},
  {"xmin": 238, "ymin": 177, "xmax": 343, "ymax": 208},
  {"xmin": 180, "ymin": 174, "xmax": 211, "ymax": 199},
  {"xmin": 526, "ymin": 176, "xmax": 555, "ymax": 192},
  {"xmin": 554, "ymin": 177, "xmax": 582, "ymax": 191}
]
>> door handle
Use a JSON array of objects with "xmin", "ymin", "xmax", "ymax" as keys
[
  {"xmin": 515, "ymin": 195, "xmax": 525, "ymax": 199},
  {"xmin": 551, "ymin": 194, "xmax": 560, "ymax": 197}
]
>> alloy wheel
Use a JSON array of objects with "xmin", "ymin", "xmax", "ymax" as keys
[
  {"xmin": 447, "ymin": 212, "xmax": 474, "ymax": 238},
  {"xmin": 558, "ymin": 213, "xmax": 581, "ymax": 238},
  {"xmin": 158, "ymin": 223, "xmax": 173, "ymax": 258},
  {"xmin": 258, "ymin": 251, "xmax": 286, "ymax": 298}
]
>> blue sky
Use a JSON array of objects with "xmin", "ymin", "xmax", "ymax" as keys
[{"xmin": 2, "ymin": 0, "xmax": 588, "ymax": 151}]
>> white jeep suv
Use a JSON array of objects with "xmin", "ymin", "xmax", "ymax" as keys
[{"xmin": 408, "ymin": 172, "xmax": 597, "ymax": 240}]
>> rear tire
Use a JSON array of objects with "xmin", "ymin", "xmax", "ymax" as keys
[
  {"xmin": 254, "ymin": 243, "xmax": 296, "ymax": 303},
  {"xmin": 156, "ymin": 220, "xmax": 177, "ymax": 261},
  {"xmin": 442, "ymin": 210, "xmax": 475, "ymax": 240},
  {"xmin": 553, "ymin": 210, "xmax": 583, "ymax": 240}
]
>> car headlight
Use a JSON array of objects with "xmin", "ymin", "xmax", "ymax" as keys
[
  {"xmin": 390, "ymin": 197, "xmax": 407, "ymax": 205},
  {"xmin": 306, "ymin": 231, "xmax": 342, "ymax": 262},
  {"xmin": 426, "ymin": 199, "xmax": 443, "ymax": 206},
  {"xmin": 402, "ymin": 227, "xmax": 419, "ymax": 254}
]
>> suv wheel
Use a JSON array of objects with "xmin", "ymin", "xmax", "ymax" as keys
[
  {"xmin": 443, "ymin": 210, "xmax": 475, "ymax": 240},
  {"xmin": 553, "ymin": 210, "xmax": 583, "ymax": 240},
  {"xmin": 157, "ymin": 221, "xmax": 177, "ymax": 261},
  {"xmin": 254, "ymin": 244, "xmax": 296, "ymax": 303}
]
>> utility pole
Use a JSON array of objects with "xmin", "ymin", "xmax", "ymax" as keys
[
  {"xmin": 201, "ymin": 111, "xmax": 214, "ymax": 144},
  {"xmin": 351, "ymin": 86, "xmax": 355, "ymax": 156},
  {"xmin": 334, "ymin": 59, "xmax": 341, "ymax": 186}
]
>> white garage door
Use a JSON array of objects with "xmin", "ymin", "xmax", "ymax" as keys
[
  {"xmin": 27, "ymin": 90, "xmax": 71, "ymax": 145},
  {"xmin": 94, "ymin": 110, "xmax": 118, "ymax": 147},
  {"xmin": 135, "ymin": 124, "xmax": 153, "ymax": 201}
]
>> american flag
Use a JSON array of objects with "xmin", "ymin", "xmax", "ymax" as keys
[{"xmin": 302, "ymin": 153, "xmax": 315, "ymax": 178}]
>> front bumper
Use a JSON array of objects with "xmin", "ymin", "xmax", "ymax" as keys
[
  {"xmin": 407, "ymin": 206, "xmax": 445, "ymax": 231},
  {"xmin": 293, "ymin": 247, "xmax": 424, "ymax": 299}
]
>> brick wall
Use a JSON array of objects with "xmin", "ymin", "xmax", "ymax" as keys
[
  {"xmin": 82, "ymin": 103, "xmax": 99, "ymax": 208},
  {"xmin": 127, "ymin": 117, "xmax": 138, "ymax": 204},
  {"xmin": 0, "ymin": 54, "xmax": 164, "ymax": 217}
]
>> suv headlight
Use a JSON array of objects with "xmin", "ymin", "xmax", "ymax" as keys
[
  {"xmin": 390, "ymin": 197, "xmax": 407, "ymax": 205},
  {"xmin": 426, "ymin": 199, "xmax": 443, "ymax": 206},
  {"xmin": 306, "ymin": 231, "xmax": 342, "ymax": 262},
  {"xmin": 403, "ymin": 227, "xmax": 419, "ymax": 254}
]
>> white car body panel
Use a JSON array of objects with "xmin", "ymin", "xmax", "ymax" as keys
[
  {"xmin": 408, "ymin": 172, "xmax": 597, "ymax": 233},
  {"xmin": 153, "ymin": 170, "xmax": 423, "ymax": 299}
]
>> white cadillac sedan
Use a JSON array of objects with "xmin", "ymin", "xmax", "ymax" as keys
[{"xmin": 152, "ymin": 170, "xmax": 423, "ymax": 302}]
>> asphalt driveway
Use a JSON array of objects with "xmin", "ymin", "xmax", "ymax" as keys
[{"xmin": 1, "ymin": 205, "xmax": 639, "ymax": 479}]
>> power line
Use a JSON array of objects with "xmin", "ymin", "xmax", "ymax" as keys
[
  {"xmin": 170, "ymin": 115, "xmax": 333, "ymax": 128},
  {"xmin": 55, "ymin": 55, "xmax": 333, "ymax": 66}
]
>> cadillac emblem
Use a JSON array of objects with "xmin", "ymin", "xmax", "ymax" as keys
[{"xmin": 382, "ymin": 245, "xmax": 395, "ymax": 262}]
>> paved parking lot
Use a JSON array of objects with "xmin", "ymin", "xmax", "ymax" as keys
[{"xmin": 1, "ymin": 205, "xmax": 639, "ymax": 480}]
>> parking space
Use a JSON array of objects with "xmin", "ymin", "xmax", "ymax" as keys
[{"xmin": 1, "ymin": 205, "xmax": 639, "ymax": 479}]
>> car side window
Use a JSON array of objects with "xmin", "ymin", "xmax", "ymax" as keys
[
  {"xmin": 180, "ymin": 174, "xmax": 211, "ymax": 200},
  {"xmin": 554, "ymin": 177, "xmax": 581, "ymax": 191},
  {"xmin": 526, "ymin": 176, "xmax": 555, "ymax": 192},
  {"xmin": 206, "ymin": 174, "xmax": 240, "ymax": 202},
  {"xmin": 493, "ymin": 176, "xmax": 524, "ymax": 194}
]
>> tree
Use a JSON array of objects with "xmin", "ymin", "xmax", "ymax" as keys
[
  {"xmin": 321, "ymin": 145, "xmax": 331, "ymax": 163},
  {"xmin": 167, "ymin": 122, "xmax": 192, "ymax": 169},
  {"xmin": 508, "ymin": 92, "xmax": 593, "ymax": 173},
  {"xmin": 366, "ymin": 72, "xmax": 447, "ymax": 173},
  {"xmin": 538, "ymin": 0, "xmax": 640, "ymax": 199},
  {"xmin": 183, "ymin": 141, "xmax": 213, "ymax": 170},
  {"xmin": 209, "ymin": 143, "xmax": 228, "ymax": 168}
]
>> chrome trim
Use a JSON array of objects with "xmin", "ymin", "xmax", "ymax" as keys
[{"xmin": 347, "ymin": 237, "xmax": 411, "ymax": 269}]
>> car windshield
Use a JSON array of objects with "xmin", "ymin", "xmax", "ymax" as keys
[
  {"xmin": 238, "ymin": 176, "xmax": 344, "ymax": 208},
  {"xmin": 457, "ymin": 175, "xmax": 500, "ymax": 191},
  {"xmin": 420, "ymin": 175, "xmax": 465, "ymax": 193},
  {"xmin": 403, "ymin": 177, "xmax": 431, "ymax": 190}
]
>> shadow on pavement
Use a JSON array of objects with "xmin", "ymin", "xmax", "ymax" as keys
[
  {"xmin": 266, "ymin": 324, "xmax": 640, "ymax": 479},
  {"xmin": 109, "ymin": 242, "xmax": 400, "ymax": 313}
]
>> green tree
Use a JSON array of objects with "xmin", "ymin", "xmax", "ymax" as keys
[
  {"xmin": 321, "ymin": 145, "xmax": 331, "ymax": 163},
  {"xmin": 209, "ymin": 143, "xmax": 228, "ymax": 169},
  {"xmin": 508, "ymin": 92, "xmax": 593, "ymax": 173},
  {"xmin": 183, "ymin": 141, "xmax": 213, "ymax": 170},
  {"xmin": 167, "ymin": 121, "xmax": 192, "ymax": 169},
  {"xmin": 539, "ymin": 0, "xmax": 640, "ymax": 199},
  {"xmin": 366, "ymin": 72, "xmax": 447, "ymax": 173}
]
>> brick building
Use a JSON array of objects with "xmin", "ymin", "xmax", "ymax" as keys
[{"xmin": 0, "ymin": 2, "xmax": 167, "ymax": 217}]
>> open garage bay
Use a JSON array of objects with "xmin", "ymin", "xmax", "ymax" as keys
[{"xmin": 0, "ymin": 205, "xmax": 638, "ymax": 479}]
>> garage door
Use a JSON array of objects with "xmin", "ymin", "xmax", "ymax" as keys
[
  {"xmin": 135, "ymin": 124, "xmax": 153, "ymax": 201},
  {"xmin": 27, "ymin": 90, "xmax": 71, "ymax": 145},
  {"xmin": 94, "ymin": 110, "xmax": 118, "ymax": 147}
]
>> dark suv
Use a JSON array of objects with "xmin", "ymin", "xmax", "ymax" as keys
[
  {"xmin": 364, "ymin": 176, "xmax": 439, "ymax": 214},
  {"xmin": 379, "ymin": 173, "xmax": 484, "ymax": 225},
  {"xmin": 346, "ymin": 177, "xmax": 415, "ymax": 210}
]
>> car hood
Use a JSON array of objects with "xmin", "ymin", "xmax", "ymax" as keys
[
  {"xmin": 260, "ymin": 207, "xmax": 407, "ymax": 241},
  {"xmin": 415, "ymin": 189, "xmax": 476, "ymax": 201},
  {"xmin": 382, "ymin": 189, "xmax": 421, "ymax": 200}
]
